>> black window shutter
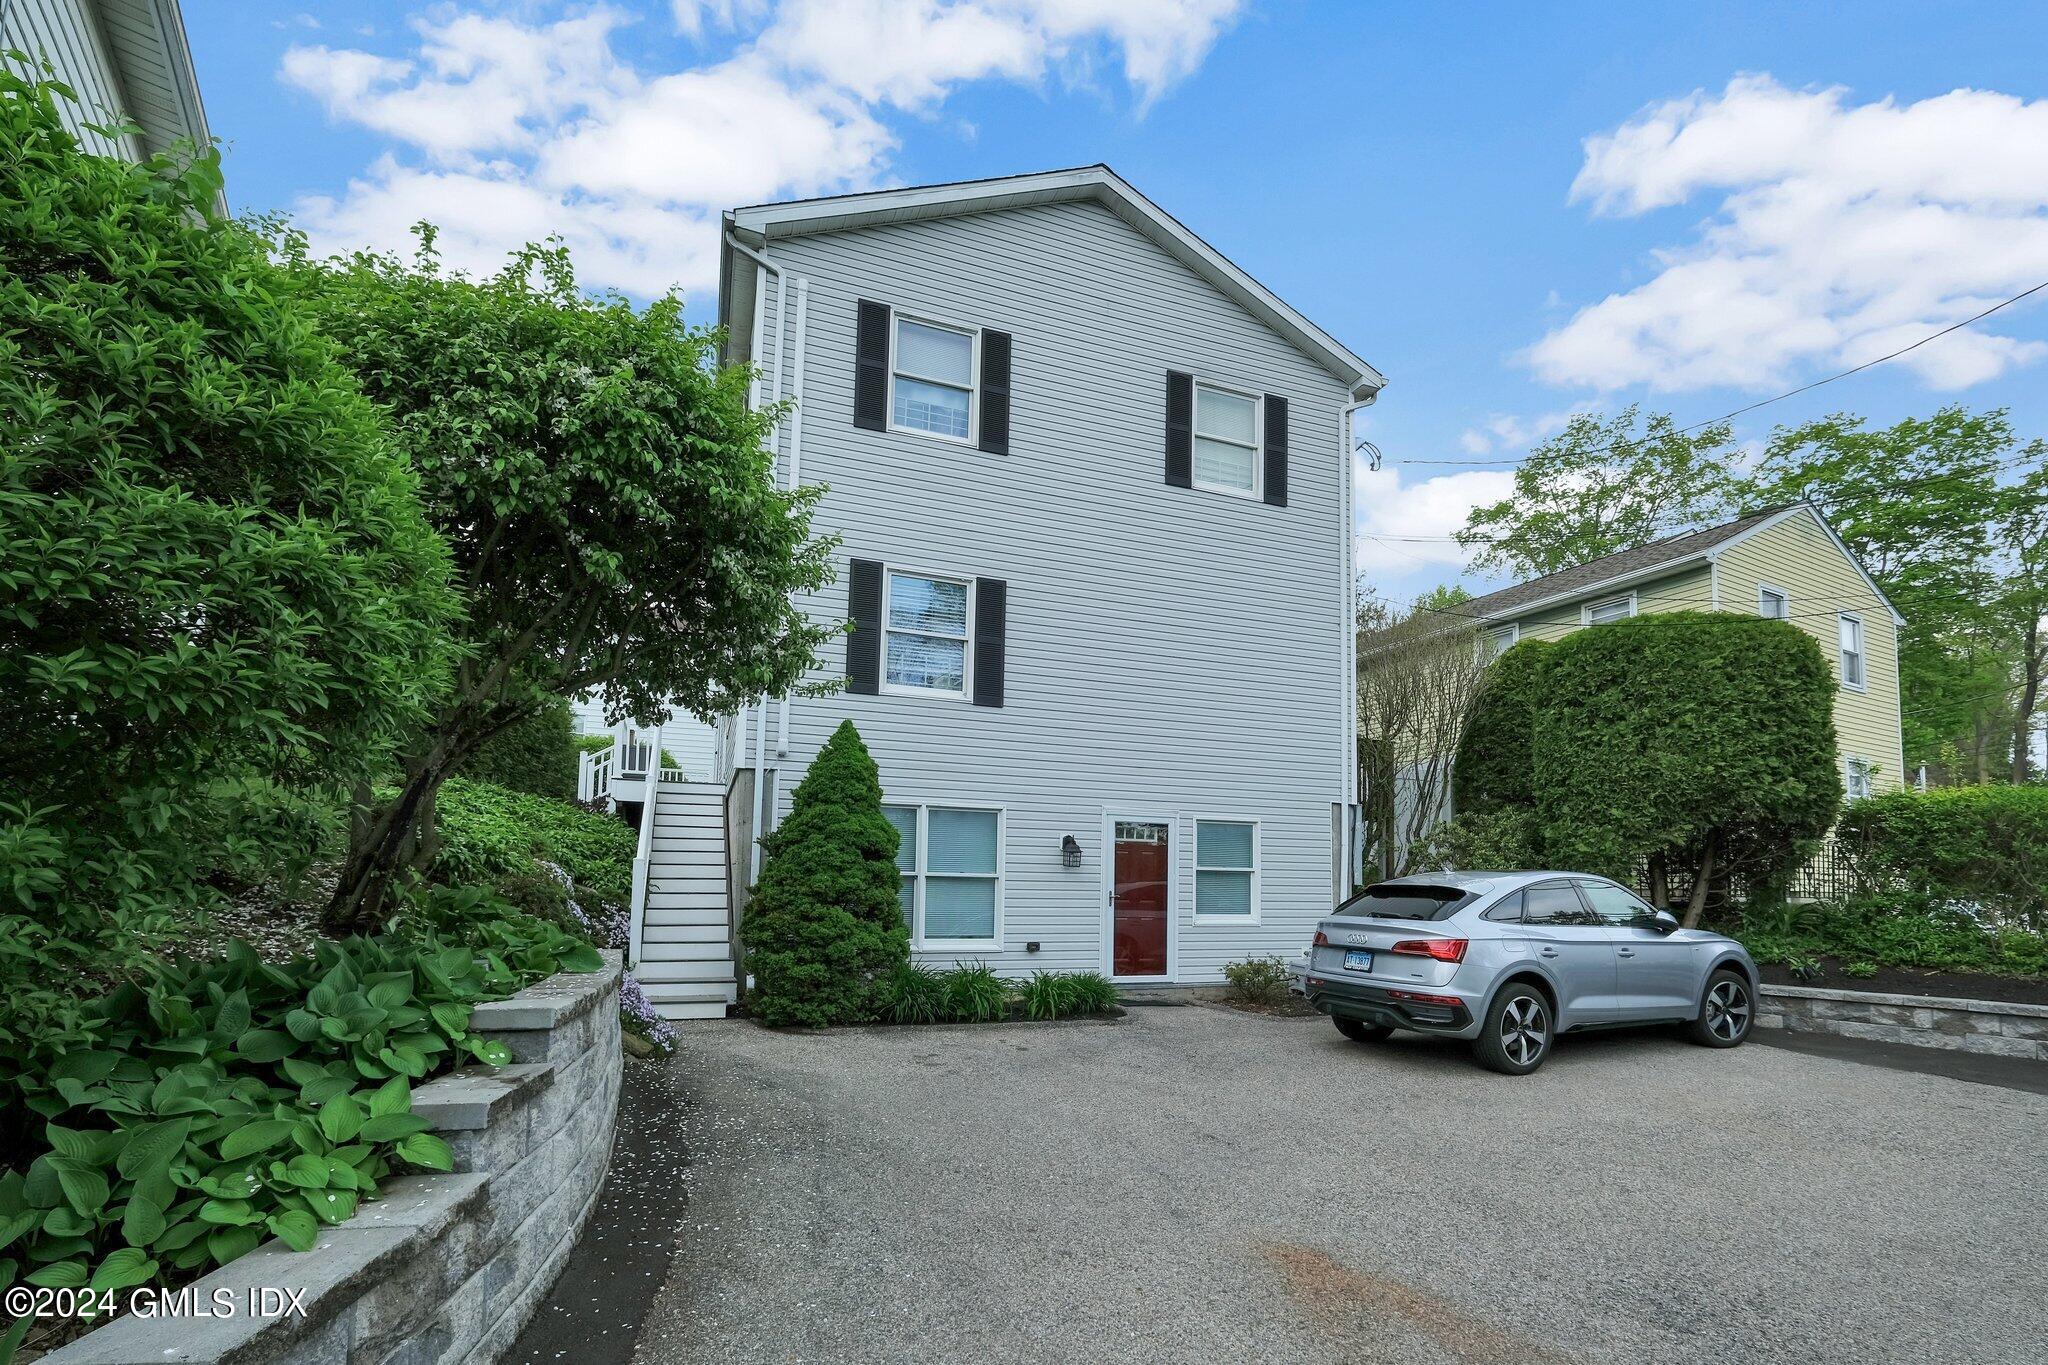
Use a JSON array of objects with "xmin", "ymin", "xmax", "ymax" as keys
[
  {"xmin": 854, "ymin": 301, "xmax": 890, "ymax": 431},
  {"xmin": 1263, "ymin": 394, "xmax": 1289, "ymax": 507},
  {"xmin": 972, "ymin": 579, "xmax": 1006, "ymax": 708},
  {"xmin": 847, "ymin": 558, "xmax": 882, "ymax": 693},
  {"xmin": 1165, "ymin": 371, "xmax": 1193, "ymax": 488},
  {"xmin": 979, "ymin": 330, "xmax": 1012, "ymax": 455}
]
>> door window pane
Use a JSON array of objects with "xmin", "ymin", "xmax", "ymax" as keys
[
  {"xmin": 1578, "ymin": 881, "xmax": 1654, "ymax": 926},
  {"xmin": 1523, "ymin": 883, "xmax": 1595, "ymax": 926}
]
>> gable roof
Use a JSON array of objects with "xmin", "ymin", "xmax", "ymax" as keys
[
  {"xmin": 720, "ymin": 165, "xmax": 1385, "ymax": 398},
  {"xmin": 1462, "ymin": 503, "xmax": 1904, "ymax": 626}
]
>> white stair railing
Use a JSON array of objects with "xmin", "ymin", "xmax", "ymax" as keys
[
  {"xmin": 626, "ymin": 769, "xmax": 657, "ymax": 967},
  {"xmin": 577, "ymin": 745, "xmax": 615, "ymax": 804}
]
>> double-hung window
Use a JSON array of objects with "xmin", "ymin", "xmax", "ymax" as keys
[
  {"xmin": 890, "ymin": 317, "xmax": 976, "ymax": 441},
  {"xmin": 883, "ymin": 804, "xmax": 1002, "ymax": 947},
  {"xmin": 1482, "ymin": 624, "xmax": 1519, "ymax": 661},
  {"xmin": 1844, "ymin": 757, "xmax": 1872, "ymax": 802},
  {"xmin": 883, "ymin": 570, "xmax": 971, "ymax": 697},
  {"xmin": 1584, "ymin": 594, "xmax": 1635, "ymax": 626},
  {"xmin": 1758, "ymin": 585, "xmax": 1788, "ymax": 619},
  {"xmin": 1838, "ymin": 613, "xmax": 1866, "ymax": 689},
  {"xmin": 1191, "ymin": 382, "xmax": 1260, "ymax": 496},
  {"xmin": 1193, "ymin": 820, "xmax": 1258, "ymax": 920}
]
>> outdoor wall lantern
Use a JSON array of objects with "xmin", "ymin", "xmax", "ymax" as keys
[{"xmin": 1060, "ymin": 835, "xmax": 1082, "ymax": 868}]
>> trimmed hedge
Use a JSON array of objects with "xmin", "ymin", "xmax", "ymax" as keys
[
  {"xmin": 1531, "ymin": 613, "xmax": 1840, "ymax": 910},
  {"xmin": 1734, "ymin": 895, "xmax": 2048, "ymax": 978},
  {"xmin": 1453, "ymin": 638, "xmax": 1553, "ymax": 813},
  {"xmin": 740, "ymin": 722, "xmax": 909, "ymax": 1027},
  {"xmin": 1839, "ymin": 785, "xmax": 2048, "ymax": 929},
  {"xmin": 463, "ymin": 697, "xmax": 578, "ymax": 801}
]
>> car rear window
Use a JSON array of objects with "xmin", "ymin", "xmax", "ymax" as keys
[{"xmin": 1335, "ymin": 884, "xmax": 1474, "ymax": 921}]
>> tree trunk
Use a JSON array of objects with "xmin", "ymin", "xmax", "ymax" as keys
[
  {"xmin": 1682, "ymin": 833, "xmax": 1717, "ymax": 929},
  {"xmin": 324, "ymin": 756, "xmax": 456, "ymax": 935},
  {"xmin": 2012, "ymin": 616, "xmax": 2041, "ymax": 785},
  {"xmin": 1647, "ymin": 852, "xmax": 1669, "ymax": 910}
]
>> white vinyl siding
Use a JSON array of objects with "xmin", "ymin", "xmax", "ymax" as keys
[
  {"xmin": 890, "ymin": 316, "xmax": 975, "ymax": 441},
  {"xmin": 1193, "ymin": 820, "xmax": 1258, "ymax": 921},
  {"xmin": 752, "ymin": 196, "xmax": 1352, "ymax": 982},
  {"xmin": 3, "ymin": 0, "xmax": 143, "ymax": 159},
  {"xmin": 885, "ymin": 804, "xmax": 1002, "ymax": 948},
  {"xmin": 1838, "ymin": 613, "xmax": 1866, "ymax": 690},
  {"xmin": 1758, "ymin": 584, "xmax": 1788, "ymax": 619},
  {"xmin": 882, "ymin": 569, "xmax": 971, "ymax": 697},
  {"xmin": 1583, "ymin": 593, "xmax": 1636, "ymax": 626},
  {"xmin": 1191, "ymin": 382, "xmax": 1260, "ymax": 496}
]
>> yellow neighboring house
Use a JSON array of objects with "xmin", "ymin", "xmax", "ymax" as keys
[{"xmin": 1460, "ymin": 503, "xmax": 1907, "ymax": 800}]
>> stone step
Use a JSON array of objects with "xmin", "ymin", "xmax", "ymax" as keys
[
  {"xmin": 643, "ymin": 980, "xmax": 737, "ymax": 1008},
  {"xmin": 636, "ymin": 959, "xmax": 736, "ymax": 984}
]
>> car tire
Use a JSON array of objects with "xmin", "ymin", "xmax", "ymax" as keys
[
  {"xmin": 1686, "ymin": 969, "xmax": 1755, "ymax": 1048},
  {"xmin": 1472, "ymin": 983, "xmax": 1551, "ymax": 1075},
  {"xmin": 1334, "ymin": 1016, "xmax": 1393, "ymax": 1044}
]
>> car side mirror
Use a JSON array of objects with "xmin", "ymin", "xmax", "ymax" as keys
[{"xmin": 1647, "ymin": 910, "xmax": 1680, "ymax": 935}]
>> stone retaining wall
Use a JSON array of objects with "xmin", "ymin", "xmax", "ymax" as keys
[
  {"xmin": 1759, "ymin": 983, "xmax": 2048, "ymax": 1061},
  {"xmin": 49, "ymin": 953, "xmax": 623, "ymax": 1365}
]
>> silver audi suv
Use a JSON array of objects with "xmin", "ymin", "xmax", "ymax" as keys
[{"xmin": 1303, "ymin": 871, "xmax": 1758, "ymax": 1074}]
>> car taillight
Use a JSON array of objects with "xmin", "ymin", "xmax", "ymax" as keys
[
  {"xmin": 1390, "ymin": 938, "xmax": 1468, "ymax": 963},
  {"xmin": 1312, "ymin": 930, "xmax": 1329, "ymax": 947},
  {"xmin": 1388, "ymin": 989, "xmax": 1464, "ymax": 1006}
]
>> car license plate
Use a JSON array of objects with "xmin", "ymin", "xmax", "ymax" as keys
[{"xmin": 1343, "ymin": 949, "xmax": 1373, "ymax": 972}]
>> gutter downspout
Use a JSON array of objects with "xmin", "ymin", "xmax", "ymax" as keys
[
  {"xmin": 726, "ymin": 230, "xmax": 786, "ymax": 885},
  {"xmin": 1341, "ymin": 386, "xmax": 1379, "ymax": 891},
  {"xmin": 775, "ymin": 276, "xmax": 809, "ymax": 760}
]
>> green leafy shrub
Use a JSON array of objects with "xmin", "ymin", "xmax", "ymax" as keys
[
  {"xmin": 1060, "ymin": 973, "xmax": 1119, "ymax": 1015},
  {"xmin": 1729, "ymin": 894, "xmax": 2048, "ymax": 978},
  {"xmin": 1532, "ymin": 613, "xmax": 1840, "ymax": 922},
  {"xmin": 0, "ymin": 71, "xmax": 456, "ymax": 1066},
  {"xmin": 432, "ymin": 778, "xmax": 637, "ymax": 909},
  {"xmin": 1221, "ymin": 957, "xmax": 1292, "ymax": 1006},
  {"xmin": 1843, "ymin": 960, "xmax": 1878, "ymax": 979},
  {"xmin": 941, "ymin": 964, "xmax": 1008, "ymax": 1023},
  {"xmin": 882, "ymin": 964, "xmax": 949, "ymax": 1024},
  {"xmin": 1839, "ymin": 785, "xmax": 2048, "ymax": 930},
  {"xmin": 1413, "ymin": 808, "xmax": 1541, "ymax": 872},
  {"xmin": 463, "ymin": 697, "xmax": 579, "ymax": 801},
  {"xmin": 1018, "ymin": 971, "xmax": 1072, "ymax": 1021},
  {"xmin": 1453, "ymin": 638, "xmax": 1554, "ymax": 814},
  {"xmin": 740, "ymin": 723, "xmax": 909, "ymax": 1027},
  {"xmin": 1, "ymin": 915, "xmax": 598, "ymax": 1297}
]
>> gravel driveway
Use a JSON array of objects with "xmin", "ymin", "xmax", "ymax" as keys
[{"xmin": 629, "ymin": 1005, "xmax": 2048, "ymax": 1364}]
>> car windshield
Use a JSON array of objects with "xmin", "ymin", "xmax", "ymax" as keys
[{"xmin": 1334, "ymin": 884, "xmax": 1474, "ymax": 921}]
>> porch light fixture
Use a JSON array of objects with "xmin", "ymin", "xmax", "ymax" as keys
[{"xmin": 1060, "ymin": 835, "xmax": 1082, "ymax": 868}]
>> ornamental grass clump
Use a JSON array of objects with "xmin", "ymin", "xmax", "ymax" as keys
[{"xmin": 740, "ymin": 723, "xmax": 910, "ymax": 1027}]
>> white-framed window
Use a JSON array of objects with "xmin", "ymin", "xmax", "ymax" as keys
[
  {"xmin": 1583, "ymin": 593, "xmax": 1636, "ymax": 626},
  {"xmin": 1758, "ymin": 585, "xmax": 1789, "ymax": 619},
  {"xmin": 1481, "ymin": 623, "xmax": 1519, "ymax": 661},
  {"xmin": 883, "ymin": 803, "xmax": 1002, "ymax": 948},
  {"xmin": 1193, "ymin": 819, "xmax": 1258, "ymax": 921},
  {"xmin": 1844, "ymin": 757, "xmax": 1873, "ymax": 803},
  {"xmin": 882, "ymin": 569, "xmax": 971, "ymax": 698},
  {"xmin": 1838, "ymin": 613, "xmax": 1866, "ymax": 689},
  {"xmin": 1191, "ymin": 381, "xmax": 1261, "ymax": 498},
  {"xmin": 889, "ymin": 315, "xmax": 977, "ymax": 442}
]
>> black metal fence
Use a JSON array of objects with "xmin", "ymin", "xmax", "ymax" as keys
[{"xmin": 1626, "ymin": 839, "xmax": 1864, "ymax": 913}]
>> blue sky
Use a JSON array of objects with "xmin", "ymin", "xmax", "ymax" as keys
[{"xmin": 184, "ymin": 1, "xmax": 2048, "ymax": 607}]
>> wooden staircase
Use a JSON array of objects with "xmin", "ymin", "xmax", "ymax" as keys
[{"xmin": 634, "ymin": 780, "xmax": 738, "ymax": 1020}]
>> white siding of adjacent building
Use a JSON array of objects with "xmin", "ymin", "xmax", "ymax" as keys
[
  {"xmin": 739, "ymin": 199, "xmax": 1353, "ymax": 983},
  {"xmin": 3, "ymin": 0, "xmax": 143, "ymax": 159}
]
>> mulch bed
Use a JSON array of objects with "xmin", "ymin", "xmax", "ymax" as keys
[
  {"xmin": 1759, "ymin": 958, "xmax": 2048, "ymax": 1008},
  {"xmin": 1209, "ymin": 994, "xmax": 1318, "ymax": 1018}
]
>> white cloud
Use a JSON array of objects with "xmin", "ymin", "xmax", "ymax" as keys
[
  {"xmin": 1456, "ymin": 408, "xmax": 1581, "ymax": 457},
  {"xmin": 280, "ymin": 1, "xmax": 1242, "ymax": 297},
  {"xmin": 1530, "ymin": 75, "xmax": 2048, "ymax": 393},
  {"xmin": 1353, "ymin": 459, "xmax": 1515, "ymax": 576}
]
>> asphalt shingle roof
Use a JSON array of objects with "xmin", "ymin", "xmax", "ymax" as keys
[{"xmin": 1461, "ymin": 505, "xmax": 1793, "ymax": 622}]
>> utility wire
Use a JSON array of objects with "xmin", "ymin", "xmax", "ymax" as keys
[{"xmin": 1394, "ymin": 280, "xmax": 2048, "ymax": 468}]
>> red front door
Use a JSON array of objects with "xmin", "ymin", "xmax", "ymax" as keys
[{"xmin": 1112, "ymin": 821, "xmax": 1170, "ymax": 977}]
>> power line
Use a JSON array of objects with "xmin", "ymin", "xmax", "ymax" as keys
[{"xmin": 1394, "ymin": 280, "xmax": 2048, "ymax": 468}]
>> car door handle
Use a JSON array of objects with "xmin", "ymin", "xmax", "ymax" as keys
[
  {"xmin": 1616, "ymin": 948, "xmax": 1637, "ymax": 958},
  {"xmin": 1538, "ymin": 947, "xmax": 1559, "ymax": 958}
]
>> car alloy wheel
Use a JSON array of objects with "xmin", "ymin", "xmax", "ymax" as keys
[
  {"xmin": 1499, "ymin": 995, "xmax": 1547, "ymax": 1067},
  {"xmin": 1703, "ymin": 978, "xmax": 1751, "ymax": 1042}
]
